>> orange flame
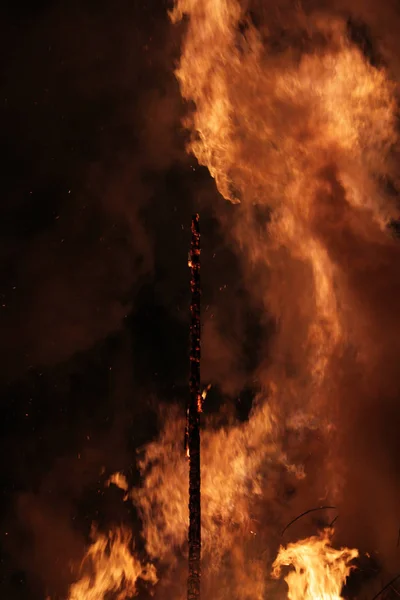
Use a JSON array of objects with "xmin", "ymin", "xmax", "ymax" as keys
[
  {"xmin": 67, "ymin": 526, "xmax": 157, "ymax": 600},
  {"xmin": 133, "ymin": 400, "xmax": 306, "ymax": 588},
  {"xmin": 106, "ymin": 472, "xmax": 129, "ymax": 491},
  {"xmin": 170, "ymin": 0, "xmax": 399, "ymax": 405},
  {"xmin": 272, "ymin": 529, "xmax": 358, "ymax": 600},
  {"xmin": 106, "ymin": 472, "xmax": 130, "ymax": 501}
]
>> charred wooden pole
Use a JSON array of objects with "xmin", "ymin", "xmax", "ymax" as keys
[{"xmin": 187, "ymin": 214, "xmax": 201, "ymax": 600}]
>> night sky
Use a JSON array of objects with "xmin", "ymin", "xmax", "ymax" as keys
[{"xmin": 0, "ymin": 1, "xmax": 262, "ymax": 597}]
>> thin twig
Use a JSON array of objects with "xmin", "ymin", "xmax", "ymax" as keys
[
  {"xmin": 390, "ymin": 585, "xmax": 400, "ymax": 598},
  {"xmin": 370, "ymin": 574, "xmax": 400, "ymax": 600},
  {"xmin": 281, "ymin": 506, "xmax": 337, "ymax": 536},
  {"xmin": 329, "ymin": 515, "xmax": 339, "ymax": 528}
]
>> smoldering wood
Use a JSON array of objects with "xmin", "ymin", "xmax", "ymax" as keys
[{"xmin": 188, "ymin": 214, "xmax": 201, "ymax": 600}]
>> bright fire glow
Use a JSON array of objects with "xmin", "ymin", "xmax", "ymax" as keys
[
  {"xmin": 272, "ymin": 529, "xmax": 359, "ymax": 600},
  {"xmin": 106, "ymin": 472, "xmax": 129, "ymax": 496},
  {"xmin": 67, "ymin": 526, "xmax": 157, "ymax": 600}
]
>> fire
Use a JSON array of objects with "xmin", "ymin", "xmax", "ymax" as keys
[
  {"xmin": 171, "ymin": 0, "xmax": 397, "ymax": 216},
  {"xmin": 131, "ymin": 400, "xmax": 309, "ymax": 600},
  {"xmin": 198, "ymin": 383, "xmax": 211, "ymax": 412},
  {"xmin": 106, "ymin": 472, "xmax": 129, "ymax": 492},
  {"xmin": 67, "ymin": 526, "xmax": 157, "ymax": 600},
  {"xmin": 106, "ymin": 472, "xmax": 129, "ymax": 491},
  {"xmin": 170, "ymin": 0, "xmax": 398, "ymax": 399},
  {"xmin": 272, "ymin": 529, "xmax": 358, "ymax": 600}
]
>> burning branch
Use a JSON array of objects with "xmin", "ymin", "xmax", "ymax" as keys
[
  {"xmin": 188, "ymin": 214, "xmax": 201, "ymax": 600},
  {"xmin": 281, "ymin": 506, "xmax": 337, "ymax": 536}
]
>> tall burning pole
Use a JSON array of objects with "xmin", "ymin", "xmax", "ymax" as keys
[{"xmin": 187, "ymin": 213, "xmax": 201, "ymax": 600}]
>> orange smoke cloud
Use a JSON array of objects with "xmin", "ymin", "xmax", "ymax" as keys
[{"xmin": 170, "ymin": 0, "xmax": 399, "ymax": 438}]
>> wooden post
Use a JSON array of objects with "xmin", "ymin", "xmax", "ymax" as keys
[{"xmin": 187, "ymin": 214, "xmax": 201, "ymax": 600}]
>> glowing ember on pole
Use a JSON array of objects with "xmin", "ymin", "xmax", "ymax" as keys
[{"xmin": 187, "ymin": 213, "xmax": 201, "ymax": 600}]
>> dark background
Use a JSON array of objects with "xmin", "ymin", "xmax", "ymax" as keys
[{"xmin": 0, "ymin": 1, "xmax": 264, "ymax": 598}]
